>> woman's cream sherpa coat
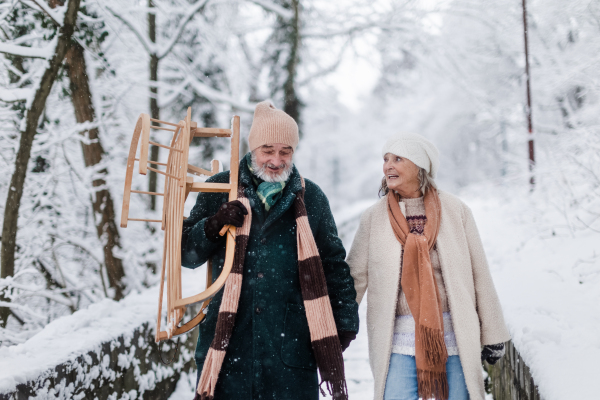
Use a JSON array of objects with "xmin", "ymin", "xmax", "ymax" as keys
[{"xmin": 347, "ymin": 190, "xmax": 510, "ymax": 400}]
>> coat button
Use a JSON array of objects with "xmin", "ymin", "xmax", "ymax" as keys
[
  {"xmin": 257, "ymin": 272, "xmax": 264, "ymax": 279},
  {"xmin": 260, "ymin": 238, "xmax": 267, "ymax": 245},
  {"xmin": 255, "ymin": 307, "xmax": 262, "ymax": 314}
]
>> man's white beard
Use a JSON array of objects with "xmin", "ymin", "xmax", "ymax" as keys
[{"xmin": 251, "ymin": 152, "xmax": 293, "ymax": 183}]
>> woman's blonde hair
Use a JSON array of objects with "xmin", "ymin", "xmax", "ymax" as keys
[{"xmin": 378, "ymin": 167, "xmax": 437, "ymax": 197}]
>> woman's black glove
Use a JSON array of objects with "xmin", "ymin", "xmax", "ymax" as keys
[
  {"xmin": 338, "ymin": 331, "xmax": 357, "ymax": 352},
  {"xmin": 481, "ymin": 343, "xmax": 505, "ymax": 365},
  {"xmin": 204, "ymin": 200, "xmax": 248, "ymax": 242}
]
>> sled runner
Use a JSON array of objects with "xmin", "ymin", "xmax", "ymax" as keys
[{"xmin": 121, "ymin": 107, "xmax": 240, "ymax": 342}]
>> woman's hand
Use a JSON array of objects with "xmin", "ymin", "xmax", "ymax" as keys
[
  {"xmin": 481, "ymin": 343, "xmax": 505, "ymax": 365},
  {"xmin": 338, "ymin": 331, "xmax": 357, "ymax": 352}
]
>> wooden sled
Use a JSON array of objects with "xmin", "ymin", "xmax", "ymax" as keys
[{"xmin": 121, "ymin": 107, "xmax": 240, "ymax": 342}]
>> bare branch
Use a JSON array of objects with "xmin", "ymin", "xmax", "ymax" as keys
[
  {"xmin": 50, "ymin": 236, "xmax": 103, "ymax": 267},
  {"xmin": 8, "ymin": 284, "xmax": 75, "ymax": 307},
  {"xmin": 187, "ymin": 77, "xmax": 256, "ymax": 112},
  {"xmin": 249, "ymin": 0, "xmax": 293, "ymax": 20},
  {"xmin": 0, "ymin": 301, "xmax": 45, "ymax": 320},
  {"xmin": 0, "ymin": 41, "xmax": 54, "ymax": 59},
  {"xmin": 303, "ymin": 21, "xmax": 388, "ymax": 38},
  {"xmin": 298, "ymin": 39, "xmax": 351, "ymax": 86},
  {"xmin": 0, "ymin": 88, "xmax": 33, "ymax": 103},
  {"xmin": 20, "ymin": 0, "xmax": 63, "ymax": 26},
  {"xmin": 9, "ymin": 309, "xmax": 24, "ymax": 325},
  {"xmin": 105, "ymin": 5, "xmax": 156, "ymax": 55},
  {"xmin": 157, "ymin": 0, "xmax": 211, "ymax": 59}
]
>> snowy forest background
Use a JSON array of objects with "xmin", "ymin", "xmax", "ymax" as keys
[{"xmin": 1, "ymin": 0, "xmax": 599, "ymax": 384}]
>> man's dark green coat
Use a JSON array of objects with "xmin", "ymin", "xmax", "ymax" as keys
[{"xmin": 181, "ymin": 154, "xmax": 359, "ymax": 400}]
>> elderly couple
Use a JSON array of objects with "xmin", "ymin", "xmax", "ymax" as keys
[{"xmin": 182, "ymin": 101, "xmax": 510, "ymax": 400}]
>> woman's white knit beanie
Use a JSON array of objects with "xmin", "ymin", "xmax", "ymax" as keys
[
  {"xmin": 248, "ymin": 100, "xmax": 299, "ymax": 151},
  {"xmin": 382, "ymin": 133, "xmax": 440, "ymax": 178}
]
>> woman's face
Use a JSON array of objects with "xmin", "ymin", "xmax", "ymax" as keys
[{"xmin": 383, "ymin": 153, "xmax": 421, "ymax": 195}]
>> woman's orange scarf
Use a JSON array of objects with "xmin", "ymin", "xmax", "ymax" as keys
[{"xmin": 387, "ymin": 188, "xmax": 448, "ymax": 400}]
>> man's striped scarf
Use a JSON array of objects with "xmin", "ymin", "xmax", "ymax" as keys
[{"xmin": 195, "ymin": 178, "xmax": 348, "ymax": 400}]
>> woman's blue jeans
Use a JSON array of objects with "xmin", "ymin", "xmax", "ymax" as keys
[{"xmin": 383, "ymin": 354, "xmax": 469, "ymax": 400}]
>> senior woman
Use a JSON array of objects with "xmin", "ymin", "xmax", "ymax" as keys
[{"xmin": 347, "ymin": 133, "xmax": 510, "ymax": 400}]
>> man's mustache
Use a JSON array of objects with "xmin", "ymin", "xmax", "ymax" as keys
[{"xmin": 263, "ymin": 162, "xmax": 287, "ymax": 170}]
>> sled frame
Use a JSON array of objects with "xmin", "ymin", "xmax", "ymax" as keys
[{"xmin": 121, "ymin": 108, "xmax": 240, "ymax": 342}]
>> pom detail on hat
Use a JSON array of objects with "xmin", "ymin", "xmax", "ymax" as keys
[
  {"xmin": 382, "ymin": 133, "xmax": 440, "ymax": 178},
  {"xmin": 248, "ymin": 100, "xmax": 299, "ymax": 151}
]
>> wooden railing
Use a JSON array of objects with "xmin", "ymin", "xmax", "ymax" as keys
[{"xmin": 485, "ymin": 341, "xmax": 544, "ymax": 400}]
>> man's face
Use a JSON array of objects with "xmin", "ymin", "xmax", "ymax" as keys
[{"xmin": 253, "ymin": 144, "xmax": 294, "ymax": 182}]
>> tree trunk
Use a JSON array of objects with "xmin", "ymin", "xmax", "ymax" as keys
[
  {"xmin": 283, "ymin": 0, "xmax": 302, "ymax": 134},
  {"xmin": 522, "ymin": 0, "xmax": 535, "ymax": 189},
  {"xmin": 148, "ymin": 0, "xmax": 160, "ymax": 211},
  {"xmin": 0, "ymin": 0, "xmax": 82, "ymax": 327},
  {"xmin": 64, "ymin": 42, "xmax": 125, "ymax": 300}
]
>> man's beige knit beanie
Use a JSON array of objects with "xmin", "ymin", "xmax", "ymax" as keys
[{"xmin": 248, "ymin": 100, "xmax": 299, "ymax": 151}]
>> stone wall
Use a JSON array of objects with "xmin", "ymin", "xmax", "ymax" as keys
[
  {"xmin": 0, "ymin": 322, "xmax": 197, "ymax": 400},
  {"xmin": 485, "ymin": 341, "xmax": 544, "ymax": 400}
]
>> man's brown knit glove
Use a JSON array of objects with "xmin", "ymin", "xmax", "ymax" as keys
[{"xmin": 205, "ymin": 200, "xmax": 248, "ymax": 242}]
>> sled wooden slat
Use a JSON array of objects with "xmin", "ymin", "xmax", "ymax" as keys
[
  {"xmin": 149, "ymin": 140, "xmax": 183, "ymax": 152},
  {"xmin": 150, "ymin": 125, "xmax": 177, "ymax": 132},
  {"xmin": 135, "ymin": 158, "xmax": 168, "ymax": 166},
  {"xmin": 220, "ymin": 224, "xmax": 237, "ymax": 237},
  {"xmin": 150, "ymin": 118, "xmax": 180, "ymax": 127},
  {"xmin": 147, "ymin": 166, "xmax": 180, "ymax": 180},
  {"xmin": 155, "ymin": 221, "xmax": 170, "ymax": 342},
  {"xmin": 131, "ymin": 190, "xmax": 164, "ymax": 196},
  {"xmin": 128, "ymin": 218, "xmax": 162, "ymax": 223},
  {"xmin": 139, "ymin": 114, "xmax": 151, "ymax": 175},
  {"xmin": 161, "ymin": 124, "xmax": 181, "ymax": 231},
  {"xmin": 215, "ymin": 116, "xmax": 241, "ymax": 237},
  {"xmin": 179, "ymin": 109, "xmax": 191, "ymax": 188},
  {"xmin": 187, "ymin": 164, "xmax": 213, "ymax": 177},
  {"xmin": 188, "ymin": 182, "xmax": 231, "ymax": 193},
  {"xmin": 121, "ymin": 114, "xmax": 145, "ymax": 228},
  {"xmin": 193, "ymin": 127, "xmax": 232, "ymax": 137}
]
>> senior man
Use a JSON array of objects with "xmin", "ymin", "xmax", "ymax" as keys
[{"xmin": 182, "ymin": 101, "xmax": 359, "ymax": 400}]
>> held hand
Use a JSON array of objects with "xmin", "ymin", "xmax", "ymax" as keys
[
  {"xmin": 338, "ymin": 331, "xmax": 357, "ymax": 352},
  {"xmin": 481, "ymin": 343, "xmax": 505, "ymax": 365},
  {"xmin": 205, "ymin": 200, "xmax": 248, "ymax": 241}
]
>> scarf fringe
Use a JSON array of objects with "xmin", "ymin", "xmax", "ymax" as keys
[
  {"xmin": 417, "ymin": 368, "xmax": 449, "ymax": 400},
  {"xmin": 419, "ymin": 325, "xmax": 448, "ymax": 366},
  {"xmin": 196, "ymin": 348, "xmax": 225, "ymax": 400},
  {"xmin": 320, "ymin": 379, "xmax": 349, "ymax": 400}
]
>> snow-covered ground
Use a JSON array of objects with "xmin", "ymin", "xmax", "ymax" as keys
[{"xmin": 465, "ymin": 191, "xmax": 600, "ymax": 400}]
